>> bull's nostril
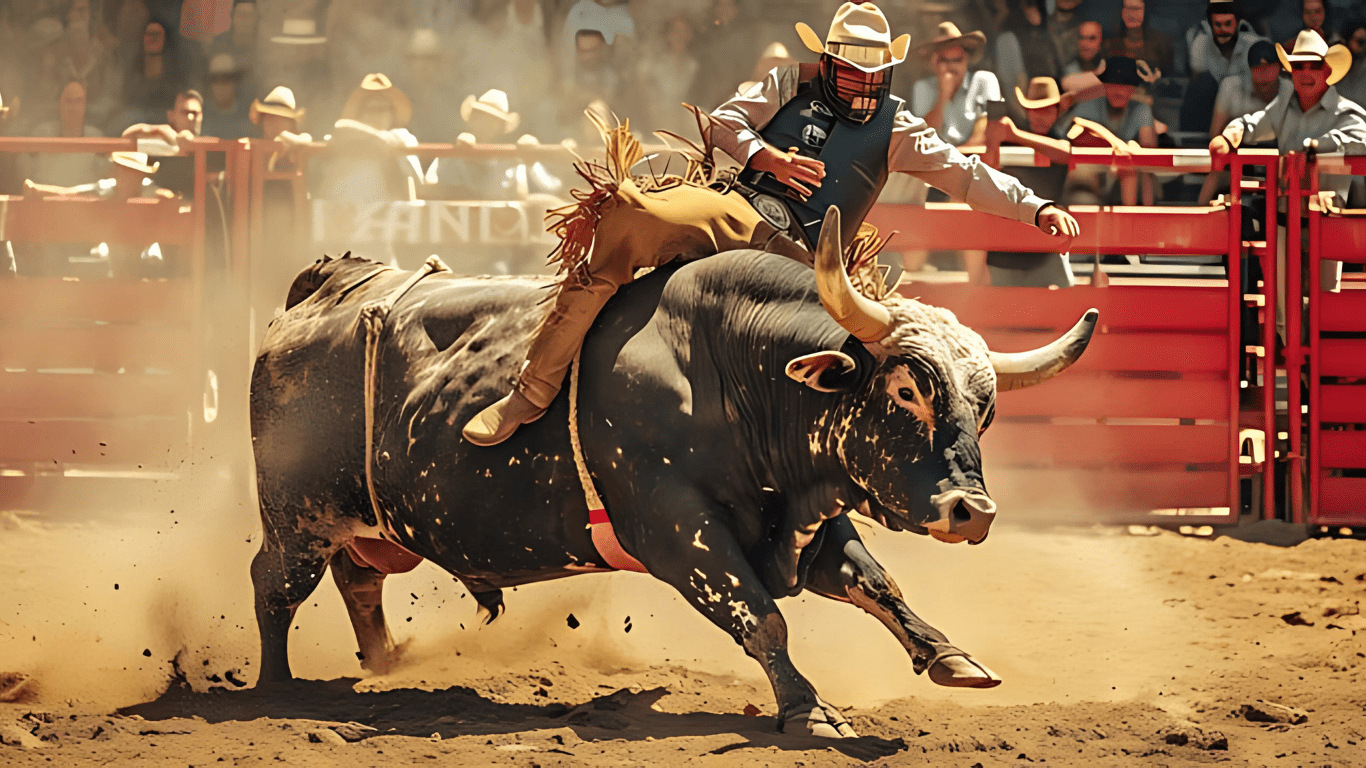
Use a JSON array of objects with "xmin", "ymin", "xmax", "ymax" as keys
[{"xmin": 952, "ymin": 500, "xmax": 973, "ymax": 523}]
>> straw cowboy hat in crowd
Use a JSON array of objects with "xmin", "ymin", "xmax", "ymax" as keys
[
  {"xmin": 795, "ymin": 2, "xmax": 910, "ymax": 72},
  {"xmin": 1277, "ymin": 29, "xmax": 1351, "ymax": 86},
  {"xmin": 342, "ymin": 73, "xmax": 413, "ymax": 129},
  {"xmin": 208, "ymin": 52, "xmax": 245, "ymax": 79},
  {"xmin": 1016, "ymin": 77, "xmax": 1062, "ymax": 109},
  {"xmin": 272, "ymin": 18, "xmax": 326, "ymax": 45},
  {"xmin": 460, "ymin": 89, "xmax": 520, "ymax": 134},
  {"xmin": 250, "ymin": 85, "xmax": 305, "ymax": 125},
  {"xmin": 111, "ymin": 151, "xmax": 159, "ymax": 174},
  {"xmin": 913, "ymin": 21, "xmax": 987, "ymax": 62}
]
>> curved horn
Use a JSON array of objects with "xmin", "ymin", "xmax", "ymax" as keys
[
  {"xmin": 990, "ymin": 309, "xmax": 1099, "ymax": 391},
  {"xmin": 814, "ymin": 206, "xmax": 892, "ymax": 343}
]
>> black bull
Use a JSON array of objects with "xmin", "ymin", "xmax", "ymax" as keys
[{"xmin": 249, "ymin": 237, "xmax": 1096, "ymax": 736}]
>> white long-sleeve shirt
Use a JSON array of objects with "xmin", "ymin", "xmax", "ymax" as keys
[
  {"xmin": 1228, "ymin": 85, "xmax": 1366, "ymax": 197},
  {"xmin": 709, "ymin": 65, "xmax": 1051, "ymax": 227}
]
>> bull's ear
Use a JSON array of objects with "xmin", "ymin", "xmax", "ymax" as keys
[{"xmin": 785, "ymin": 351, "xmax": 860, "ymax": 392}]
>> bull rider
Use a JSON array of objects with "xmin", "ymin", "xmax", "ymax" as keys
[{"xmin": 463, "ymin": 1, "xmax": 1081, "ymax": 447}]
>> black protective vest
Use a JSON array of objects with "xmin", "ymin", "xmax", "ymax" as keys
[{"xmin": 742, "ymin": 77, "xmax": 897, "ymax": 248}]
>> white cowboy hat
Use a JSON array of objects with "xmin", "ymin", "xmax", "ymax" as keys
[
  {"xmin": 795, "ymin": 2, "xmax": 910, "ymax": 73},
  {"xmin": 341, "ymin": 73, "xmax": 413, "ymax": 129},
  {"xmin": 208, "ymin": 52, "xmax": 244, "ymax": 78},
  {"xmin": 111, "ymin": 151, "xmax": 159, "ymax": 174},
  {"xmin": 250, "ymin": 85, "xmax": 305, "ymax": 124},
  {"xmin": 1016, "ymin": 77, "xmax": 1062, "ymax": 109},
  {"xmin": 271, "ymin": 18, "xmax": 326, "ymax": 45},
  {"xmin": 912, "ymin": 21, "xmax": 987, "ymax": 62},
  {"xmin": 408, "ymin": 28, "xmax": 440, "ymax": 57},
  {"xmin": 1276, "ymin": 29, "xmax": 1351, "ymax": 86},
  {"xmin": 460, "ymin": 89, "xmax": 520, "ymax": 134}
]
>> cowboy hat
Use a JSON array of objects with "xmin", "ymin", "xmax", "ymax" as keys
[
  {"xmin": 1016, "ymin": 77, "xmax": 1062, "ymax": 109},
  {"xmin": 250, "ymin": 85, "xmax": 305, "ymax": 124},
  {"xmin": 1097, "ymin": 56, "xmax": 1143, "ymax": 86},
  {"xmin": 208, "ymin": 52, "xmax": 245, "ymax": 78},
  {"xmin": 408, "ymin": 28, "xmax": 440, "ymax": 57},
  {"xmin": 1276, "ymin": 29, "xmax": 1351, "ymax": 85},
  {"xmin": 271, "ymin": 18, "xmax": 326, "ymax": 45},
  {"xmin": 913, "ymin": 21, "xmax": 986, "ymax": 61},
  {"xmin": 460, "ymin": 89, "xmax": 520, "ymax": 134},
  {"xmin": 795, "ymin": 2, "xmax": 910, "ymax": 73},
  {"xmin": 111, "ymin": 151, "xmax": 159, "ymax": 174},
  {"xmin": 341, "ymin": 73, "xmax": 413, "ymax": 129}
]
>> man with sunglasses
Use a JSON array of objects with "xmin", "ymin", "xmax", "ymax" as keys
[
  {"xmin": 1210, "ymin": 29, "xmax": 1366, "ymax": 332},
  {"xmin": 711, "ymin": 3, "xmax": 1079, "ymax": 254}
]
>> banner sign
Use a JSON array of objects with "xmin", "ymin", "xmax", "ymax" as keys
[{"xmin": 311, "ymin": 196, "xmax": 566, "ymax": 247}]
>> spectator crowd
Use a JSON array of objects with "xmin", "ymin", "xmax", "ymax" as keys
[{"xmin": 0, "ymin": 0, "xmax": 1365, "ymax": 285}]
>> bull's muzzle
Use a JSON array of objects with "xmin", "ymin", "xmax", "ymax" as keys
[{"xmin": 924, "ymin": 489, "xmax": 997, "ymax": 544}]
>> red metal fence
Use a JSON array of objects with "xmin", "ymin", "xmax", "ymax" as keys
[{"xmin": 2, "ymin": 136, "xmax": 1364, "ymax": 528}]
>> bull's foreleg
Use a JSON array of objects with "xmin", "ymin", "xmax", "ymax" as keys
[
  {"xmin": 635, "ymin": 488, "xmax": 855, "ymax": 737},
  {"xmin": 804, "ymin": 515, "xmax": 1001, "ymax": 689},
  {"xmin": 329, "ymin": 549, "xmax": 400, "ymax": 675}
]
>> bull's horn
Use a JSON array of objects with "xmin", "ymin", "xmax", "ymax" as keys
[
  {"xmin": 989, "ymin": 309, "xmax": 1098, "ymax": 391},
  {"xmin": 814, "ymin": 206, "xmax": 892, "ymax": 343}
]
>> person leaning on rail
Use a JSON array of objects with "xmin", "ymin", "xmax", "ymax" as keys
[
  {"xmin": 1209, "ymin": 29, "xmax": 1366, "ymax": 335},
  {"xmin": 463, "ymin": 2, "xmax": 1081, "ymax": 447}
]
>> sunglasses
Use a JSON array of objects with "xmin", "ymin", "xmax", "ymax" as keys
[{"xmin": 1290, "ymin": 61, "xmax": 1325, "ymax": 71}]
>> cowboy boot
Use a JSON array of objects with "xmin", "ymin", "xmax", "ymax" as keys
[{"xmin": 462, "ymin": 389, "xmax": 547, "ymax": 447}]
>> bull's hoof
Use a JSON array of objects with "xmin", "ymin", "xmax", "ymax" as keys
[
  {"xmin": 783, "ymin": 698, "xmax": 857, "ymax": 738},
  {"xmin": 928, "ymin": 653, "xmax": 1001, "ymax": 689}
]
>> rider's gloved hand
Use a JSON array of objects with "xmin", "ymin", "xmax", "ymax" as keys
[{"xmin": 749, "ymin": 145, "xmax": 826, "ymax": 199}]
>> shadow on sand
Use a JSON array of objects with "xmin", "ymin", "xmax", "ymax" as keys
[{"xmin": 120, "ymin": 678, "xmax": 906, "ymax": 760}]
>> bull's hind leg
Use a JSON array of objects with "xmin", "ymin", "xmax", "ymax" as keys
[
  {"xmin": 637, "ymin": 488, "xmax": 854, "ymax": 738},
  {"xmin": 804, "ymin": 515, "xmax": 1001, "ymax": 689},
  {"xmin": 250, "ymin": 528, "xmax": 333, "ymax": 685},
  {"xmin": 329, "ymin": 549, "xmax": 400, "ymax": 674}
]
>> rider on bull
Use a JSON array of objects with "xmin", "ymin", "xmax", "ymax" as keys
[{"xmin": 463, "ymin": 1, "xmax": 1081, "ymax": 447}]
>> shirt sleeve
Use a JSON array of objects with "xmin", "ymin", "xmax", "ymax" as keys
[
  {"xmin": 1319, "ymin": 101, "xmax": 1366, "ymax": 153},
  {"xmin": 1227, "ymin": 97, "xmax": 1276, "ymax": 145},
  {"xmin": 1188, "ymin": 30, "xmax": 1211, "ymax": 76},
  {"xmin": 1213, "ymin": 76, "xmax": 1237, "ymax": 115},
  {"xmin": 889, "ymin": 106, "xmax": 1050, "ymax": 226},
  {"xmin": 708, "ymin": 65, "xmax": 801, "ymax": 165},
  {"xmin": 971, "ymin": 70, "xmax": 1001, "ymax": 116}
]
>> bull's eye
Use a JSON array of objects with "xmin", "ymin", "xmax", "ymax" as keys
[{"xmin": 898, "ymin": 387, "xmax": 915, "ymax": 402}]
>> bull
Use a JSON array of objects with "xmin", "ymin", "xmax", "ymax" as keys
[{"xmin": 249, "ymin": 209, "xmax": 1096, "ymax": 736}]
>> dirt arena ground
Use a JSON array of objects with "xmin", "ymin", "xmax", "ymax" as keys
[{"xmin": 3, "ymin": 482, "xmax": 1366, "ymax": 766}]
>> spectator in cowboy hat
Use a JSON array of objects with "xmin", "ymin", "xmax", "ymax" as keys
[
  {"xmin": 996, "ymin": 0, "xmax": 1062, "ymax": 125},
  {"xmin": 318, "ymin": 73, "xmax": 424, "ymax": 203},
  {"xmin": 1069, "ymin": 56, "xmax": 1157, "ymax": 205},
  {"xmin": 259, "ymin": 17, "xmax": 328, "ymax": 130},
  {"xmin": 250, "ymin": 85, "xmax": 311, "ymax": 171},
  {"xmin": 1211, "ymin": 29, "xmax": 1366, "ymax": 326},
  {"xmin": 908, "ymin": 21, "xmax": 997, "ymax": 281},
  {"xmin": 429, "ymin": 88, "xmax": 561, "ymax": 200},
  {"xmin": 202, "ymin": 52, "xmax": 253, "ymax": 140},
  {"xmin": 911, "ymin": 22, "xmax": 995, "ymax": 148},
  {"xmin": 1210, "ymin": 40, "xmax": 1283, "ymax": 137},
  {"xmin": 986, "ymin": 77, "xmax": 1077, "ymax": 288}
]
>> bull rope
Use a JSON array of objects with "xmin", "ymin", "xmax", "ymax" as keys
[
  {"xmin": 360, "ymin": 255, "xmax": 450, "ymax": 533},
  {"xmin": 568, "ymin": 352, "xmax": 648, "ymax": 573}
]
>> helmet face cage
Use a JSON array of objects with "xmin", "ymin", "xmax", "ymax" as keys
[{"xmin": 819, "ymin": 53, "xmax": 891, "ymax": 124}]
